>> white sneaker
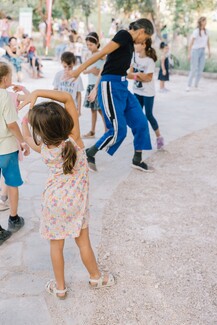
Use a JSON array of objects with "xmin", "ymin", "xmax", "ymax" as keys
[
  {"xmin": 0, "ymin": 199, "xmax": 9, "ymax": 211},
  {"xmin": 186, "ymin": 87, "xmax": 191, "ymax": 92}
]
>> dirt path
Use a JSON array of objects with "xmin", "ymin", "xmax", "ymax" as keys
[{"xmin": 89, "ymin": 127, "xmax": 217, "ymax": 325}]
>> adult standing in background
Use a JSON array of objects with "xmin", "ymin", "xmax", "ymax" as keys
[{"xmin": 186, "ymin": 17, "xmax": 211, "ymax": 92}]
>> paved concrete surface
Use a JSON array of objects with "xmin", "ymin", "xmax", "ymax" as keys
[{"xmin": 0, "ymin": 60, "xmax": 216, "ymax": 324}]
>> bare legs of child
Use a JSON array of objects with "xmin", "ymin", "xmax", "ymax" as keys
[
  {"xmin": 83, "ymin": 109, "xmax": 107, "ymax": 138},
  {"xmin": 159, "ymin": 80, "xmax": 169, "ymax": 93},
  {"xmin": 49, "ymin": 227, "xmax": 115, "ymax": 298}
]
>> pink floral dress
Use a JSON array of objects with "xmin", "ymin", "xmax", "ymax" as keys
[{"xmin": 40, "ymin": 138, "xmax": 89, "ymax": 240}]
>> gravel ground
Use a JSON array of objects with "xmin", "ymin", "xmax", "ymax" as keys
[{"xmin": 88, "ymin": 127, "xmax": 217, "ymax": 325}]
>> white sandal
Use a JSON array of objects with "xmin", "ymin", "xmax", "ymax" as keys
[
  {"xmin": 89, "ymin": 273, "xmax": 115, "ymax": 289},
  {"xmin": 45, "ymin": 279, "xmax": 67, "ymax": 299}
]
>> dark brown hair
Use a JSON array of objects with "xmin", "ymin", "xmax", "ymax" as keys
[
  {"xmin": 61, "ymin": 51, "xmax": 76, "ymax": 65},
  {"xmin": 28, "ymin": 102, "xmax": 77, "ymax": 174},
  {"xmin": 145, "ymin": 38, "xmax": 157, "ymax": 62},
  {"xmin": 0, "ymin": 61, "xmax": 11, "ymax": 83},
  {"xmin": 85, "ymin": 32, "xmax": 100, "ymax": 48},
  {"xmin": 129, "ymin": 18, "xmax": 154, "ymax": 36}
]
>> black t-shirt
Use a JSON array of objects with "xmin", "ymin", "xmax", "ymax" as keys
[{"xmin": 101, "ymin": 30, "xmax": 134, "ymax": 76}]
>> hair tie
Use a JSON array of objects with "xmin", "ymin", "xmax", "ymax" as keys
[{"xmin": 65, "ymin": 138, "xmax": 70, "ymax": 143}]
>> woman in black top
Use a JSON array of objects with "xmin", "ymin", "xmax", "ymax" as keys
[{"xmin": 65, "ymin": 18, "xmax": 154, "ymax": 172}]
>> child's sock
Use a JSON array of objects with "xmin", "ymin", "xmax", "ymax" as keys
[
  {"xmin": 133, "ymin": 151, "xmax": 142, "ymax": 163},
  {"xmin": 9, "ymin": 215, "xmax": 19, "ymax": 222}
]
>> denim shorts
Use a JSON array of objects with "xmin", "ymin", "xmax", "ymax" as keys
[{"xmin": 0, "ymin": 151, "xmax": 23, "ymax": 187}]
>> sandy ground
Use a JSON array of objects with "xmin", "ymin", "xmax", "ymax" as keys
[{"xmin": 89, "ymin": 128, "xmax": 217, "ymax": 325}]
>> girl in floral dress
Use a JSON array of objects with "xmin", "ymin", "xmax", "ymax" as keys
[{"xmin": 21, "ymin": 89, "xmax": 115, "ymax": 299}]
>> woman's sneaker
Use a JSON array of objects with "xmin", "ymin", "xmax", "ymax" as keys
[
  {"xmin": 132, "ymin": 160, "xmax": 154, "ymax": 172},
  {"xmin": 0, "ymin": 226, "xmax": 12, "ymax": 246},
  {"xmin": 8, "ymin": 216, "xmax": 25, "ymax": 233},
  {"xmin": 156, "ymin": 136, "xmax": 164, "ymax": 150},
  {"xmin": 85, "ymin": 149, "xmax": 97, "ymax": 172}
]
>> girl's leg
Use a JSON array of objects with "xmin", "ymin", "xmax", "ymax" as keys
[
  {"xmin": 91, "ymin": 109, "xmax": 97, "ymax": 134},
  {"xmin": 75, "ymin": 228, "xmax": 100, "ymax": 279},
  {"xmin": 160, "ymin": 80, "xmax": 165, "ymax": 89},
  {"xmin": 98, "ymin": 109, "xmax": 107, "ymax": 133},
  {"xmin": 17, "ymin": 71, "xmax": 23, "ymax": 82},
  {"xmin": 143, "ymin": 96, "xmax": 159, "ymax": 134},
  {"xmin": 50, "ymin": 239, "xmax": 66, "ymax": 295},
  {"xmin": 195, "ymin": 48, "xmax": 205, "ymax": 87},
  {"xmin": 188, "ymin": 49, "xmax": 199, "ymax": 87}
]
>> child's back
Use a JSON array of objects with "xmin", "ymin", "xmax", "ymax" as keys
[{"xmin": 40, "ymin": 136, "xmax": 89, "ymax": 239}]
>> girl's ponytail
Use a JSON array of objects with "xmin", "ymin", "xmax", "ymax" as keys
[
  {"xmin": 62, "ymin": 140, "xmax": 77, "ymax": 175},
  {"xmin": 145, "ymin": 38, "xmax": 157, "ymax": 62}
]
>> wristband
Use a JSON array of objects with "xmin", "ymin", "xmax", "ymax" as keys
[
  {"xmin": 133, "ymin": 74, "xmax": 137, "ymax": 80},
  {"xmin": 21, "ymin": 117, "xmax": 29, "ymax": 124}
]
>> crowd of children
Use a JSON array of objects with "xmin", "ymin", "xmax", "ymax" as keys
[{"xmin": 0, "ymin": 15, "xmax": 211, "ymax": 299}]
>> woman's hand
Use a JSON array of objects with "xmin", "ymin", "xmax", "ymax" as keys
[
  {"xmin": 162, "ymin": 69, "xmax": 166, "ymax": 76},
  {"xmin": 88, "ymin": 87, "xmax": 97, "ymax": 103}
]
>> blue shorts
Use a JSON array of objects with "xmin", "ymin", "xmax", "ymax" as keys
[{"xmin": 0, "ymin": 151, "xmax": 23, "ymax": 187}]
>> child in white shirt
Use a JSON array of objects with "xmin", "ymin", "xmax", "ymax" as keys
[{"xmin": 53, "ymin": 52, "xmax": 84, "ymax": 115}]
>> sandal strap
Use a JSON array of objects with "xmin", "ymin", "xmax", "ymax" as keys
[
  {"xmin": 54, "ymin": 287, "xmax": 67, "ymax": 294},
  {"xmin": 46, "ymin": 279, "xmax": 67, "ymax": 295},
  {"xmin": 89, "ymin": 273, "xmax": 115, "ymax": 288}
]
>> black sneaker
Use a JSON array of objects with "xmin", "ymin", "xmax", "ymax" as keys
[
  {"xmin": 132, "ymin": 159, "xmax": 154, "ymax": 172},
  {"xmin": 8, "ymin": 216, "xmax": 25, "ymax": 233},
  {"xmin": 85, "ymin": 149, "xmax": 97, "ymax": 172},
  {"xmin": 0, "ymin": 226, "xmax": 12, "ymax": 246}
]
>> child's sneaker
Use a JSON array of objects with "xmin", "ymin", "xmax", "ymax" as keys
[
  {"xmin": 132, "ymin": 160, "xmax": 154, "ymax": 172},
  {"xmin": 0, "ymin": 226, "xmax": 12, "ymax": 246},
  {"xmin": 156, "ymin": 136, "xmax": 164, "ymax": 150},
  {"xmin": 8, "ymin": 216, "xmax": 24, "ymax": 233},
  {"xmin": 0, "ymin": 199, "xmax": 9, "ymax": 211}
]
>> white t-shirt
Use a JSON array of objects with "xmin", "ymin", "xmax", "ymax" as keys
[
  {"xmin": 88, "ymin": 59, "xmax": 104, "ymax": 85},
  {"xmin": 132, "ymin": 54, "xmax": 155, "ymax": 97},
  {"xmin": 192, "ymin": 28, "xmax": 209, "ymax": 49},
  {"xmin": 53, "ymin": 70, "xmax": 84, "ymax": 106},
  {"xmin": 0, "ymin": 89, "xmax": 19, "ymax": 155}
]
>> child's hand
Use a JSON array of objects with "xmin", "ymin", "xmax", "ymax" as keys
[
  {"xmin": 20, "ymin": 142, "xmax": 30, "ymax": 156},
  {"xmin": 90, "ymin": 67, "xmax": 100, "ymax": 76},
  {"xmin": 88, "ymin": 87, "xmax": 97, "ymax": 103},
  {"xmin": 162, "ymin": 69, "xmax": 166, "ymax": 76},
  {"xmin": 63, "ymin": 69, "xmax": 79, "ymax": 81},
  {"xmin": 12, "ymin": 84, "xmax": 25, "ymax": 93},
  {"xmin": 18, "ymin": 91, "xmax": 38, "ymax": 110}
]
